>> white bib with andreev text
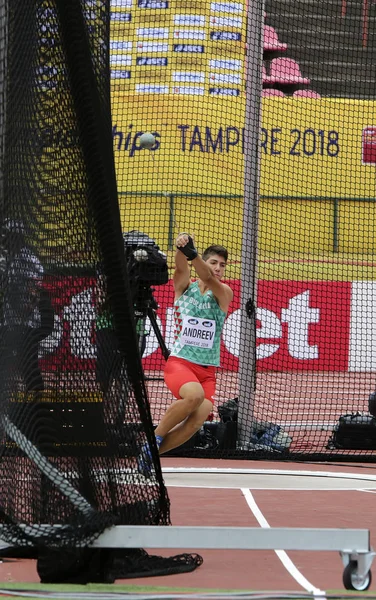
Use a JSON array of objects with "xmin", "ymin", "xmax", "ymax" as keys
[{"xmin": 180, "ymin": 315, "xmax": 216, "ymax": 349}]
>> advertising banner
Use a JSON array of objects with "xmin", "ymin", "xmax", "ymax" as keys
[
  {"xmin": 112, "ymin": 98, "xmax": 376, "ymax": 201},
  {"xmin": 110, "ymin": 0, "xmax": 247, "ymax": 97},
  {"xmin": 144, "ymin": 279, "xmax": 352, "ymax": 372},
  {"xmin": 39, "ymin": 277, "xmax": 357, "ymax": 373}
]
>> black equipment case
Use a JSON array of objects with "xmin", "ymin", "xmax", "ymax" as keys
[{"xmin": 328, "ymin": 413, "xmax": 376, "ymax": 450}]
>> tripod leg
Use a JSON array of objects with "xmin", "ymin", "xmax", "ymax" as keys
[
  {"xmin": 148, "ymin": 308, "xmax": 170, "ymax": 361},
  {"xmin": 136, "ymin": 314, "xmax": 148, "ymax": 357},
  {"xmin": 114, "ymin": 361, "xmax": 129, "ymax": 430}
]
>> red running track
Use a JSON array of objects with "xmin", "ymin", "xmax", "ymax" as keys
[{"xmin": 2, "ymin": 458, "xmax": 376, "ymax": 592}]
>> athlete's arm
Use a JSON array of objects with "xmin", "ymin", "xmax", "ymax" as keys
[
  {"xmin": 173, "ymin": 234, "xmax": 191, "ymax": 299},
  {"xmin": 192, "ymin": 255, "xmax": 233, "ymax": 313}
]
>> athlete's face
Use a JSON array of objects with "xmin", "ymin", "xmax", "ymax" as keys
[{"xmin": 205, "ymin": 254, "xmax": 227, "ymax": 280}]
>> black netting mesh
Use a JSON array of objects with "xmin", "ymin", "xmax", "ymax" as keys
[
  {"xmin": 0, "ymin": 0, "xmax": 174, "ymax": 564},
  {"xmin": 2, "ymin": 0, "xmax": 376, "ymax": 579},
  {"xmin": 109, "ymin": 0, "xmax": 376, "ymax": 461}
]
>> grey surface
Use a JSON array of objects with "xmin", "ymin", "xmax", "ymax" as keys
[
  {"xmin": 91, "ymin": 526, "xmax": 369, "ymax": 551},
  {"xmin": 0, "ymin": 525, "xmax": 368, "ymax": 551},
  {"xmin": 162, "ymin": 471, "xmax": 376, "ymax": 490}
]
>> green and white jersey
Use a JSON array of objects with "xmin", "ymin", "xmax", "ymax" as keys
[
  {"xmin": 96, "ymin": 309, "xmax": 113, "ymax": 330},
  {"xmin": 170, "ymin": 280, "xmax": 226, "ymax": 367}
]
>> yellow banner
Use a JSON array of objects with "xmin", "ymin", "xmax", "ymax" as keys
[
  {"xmin": 112, "ymin": 96, "xmax": 376, "ymax": 199},
  {"xmin": 111, "ymin": 93, "xmax": 245, "ymax": 196},
  {"xmin": 110, "ymin": 0, "xmax": 247, "ymax": 95},
  {"xmin": 260, "ymin": 98, "xmax": 376, "ymax": 199}
]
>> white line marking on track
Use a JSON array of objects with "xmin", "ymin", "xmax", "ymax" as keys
[{"xmin": 241, "ymin": 488, "xmax": 327, "ymax": 599}]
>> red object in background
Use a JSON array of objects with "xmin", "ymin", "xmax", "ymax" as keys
[
  {"xmin": 40, "ymin": 276, "xmax": 96, "ymax": 372},
  {"xmin": 150, "ymin": 280, "xmax": 352, "ymax": 372},
  {"xmin": 254, "ymin": 280, "xmax": 351, "ymax": 372},
  {"xmin": 38, "ymin": 277, "xmax": 352, "ymax": 374},
  {"xmin": 362, "ymin": 126, "xmax": 376, "ymax": 164}
]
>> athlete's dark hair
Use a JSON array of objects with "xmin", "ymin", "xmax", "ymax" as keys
[{"xmin": 202, "ymin": 244, "xmax": 228, "ymax": 262}]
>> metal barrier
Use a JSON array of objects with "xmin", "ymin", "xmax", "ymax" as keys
[
  {"xmin": 119, "ymin": 191, "xmax": 376, "ymax": 254},
  {"xmin": 119, "ymin": 191, "xmax": 243, "ymax": 250},
  {"xmin": 341, "ymin": 0, "xmax": 371, "ymax": 47},
  {"xmin": 0, "ymin": 524, "xmax": 374, "ymax": 591}
]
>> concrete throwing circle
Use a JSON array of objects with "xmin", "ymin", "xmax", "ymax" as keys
[{"xmin": 162, "ymin": 467, "xmax": 376, "ymax": 490}]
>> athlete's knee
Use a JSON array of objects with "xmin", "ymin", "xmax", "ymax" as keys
[{"xmin": 180, "ymin": 391, "xmax": 205, "ymax": 412}]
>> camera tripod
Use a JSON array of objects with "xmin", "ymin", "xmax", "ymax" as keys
[
  {"xmin": 133, "ymin": 284, "xmax": 170, "ymax": 365},
  {"xmin": 98, "ymin": 284, "xmax": 170, "ymax": 435}
]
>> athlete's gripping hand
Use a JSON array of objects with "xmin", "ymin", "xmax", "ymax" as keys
[{"xmin": 176, "ymin": 233, "xmax": 198, "ymax": 261}]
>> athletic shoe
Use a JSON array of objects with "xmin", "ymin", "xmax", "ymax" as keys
[
  {"xmin": 137, "ymin": 442, "xmax": 153, "ymax": 478},
  {"xmin": 137, "ymin": 435, "xmax": 163, "ymax": 478}
]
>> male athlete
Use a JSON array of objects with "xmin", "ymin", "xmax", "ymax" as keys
[{"xmin": 138, "ymin": 232, "xmax": 233, "ymax": 475}]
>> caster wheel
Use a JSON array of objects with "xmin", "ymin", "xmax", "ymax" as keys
[{"xmin": 343, "ymin": 560, "xmax": 372, "ymax": 591}]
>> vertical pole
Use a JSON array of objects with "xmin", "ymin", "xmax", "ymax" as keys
[
  {"xmin": 167, "ymin": 193, "xmax": 174, "ymax": 250},
  {"xmin": 0, "ymin": 0, "xmax": 7, "ymax": 219},
  {"xmin": 341, "ymin": 0, "xmax": 347, "ymax": 17},
  {"xmin": 362, "ymin": 0, "xmax": 369, "ymax": 47},
  {"xmin": 237, "ymin": 0, "xmax": 265, "ymax": 446},
  {"xmin": 333, "ymin": 197, "xmax": 339, "ymax": 253}
]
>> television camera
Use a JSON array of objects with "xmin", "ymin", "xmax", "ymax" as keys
[{"xmin": 123, "ymin": 230, "xmax": 170, "ymax": 360}]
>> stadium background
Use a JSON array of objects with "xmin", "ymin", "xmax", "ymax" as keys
[
  {"xmin": 30, "ymin": 0, "xmax": 376, "ymax": 461},
  {"xmin": 114, "ymin": 97, "xmax": 376, "ymax": 254},
  {"xmin": 38, "ymin": 1, "xmax": 376, "ymax": 390},
  {"xmin": 108, "ymin": 2, "xmax": 376, "ymax": 255},
  {"xmin": 3, "ymin": 0, "xmax": 376, "ymax": 593}
]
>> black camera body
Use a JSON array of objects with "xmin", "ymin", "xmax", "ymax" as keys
[
  {"xmin": 123, "ymin": 230, "xmax": 168, "ymax": 288},
  {"xmin": 123, "ymin": 231, "xmax": 171, "ymax": 361}
]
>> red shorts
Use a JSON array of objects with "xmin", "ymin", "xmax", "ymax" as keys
[{"xmin": 164, "ymin": 356, "xmax": 216, "ymax": 404}]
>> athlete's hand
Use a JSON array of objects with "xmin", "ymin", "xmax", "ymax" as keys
[{"xmin": 176, "ymin": 233, "xmax": 198, "ymax": 261}]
